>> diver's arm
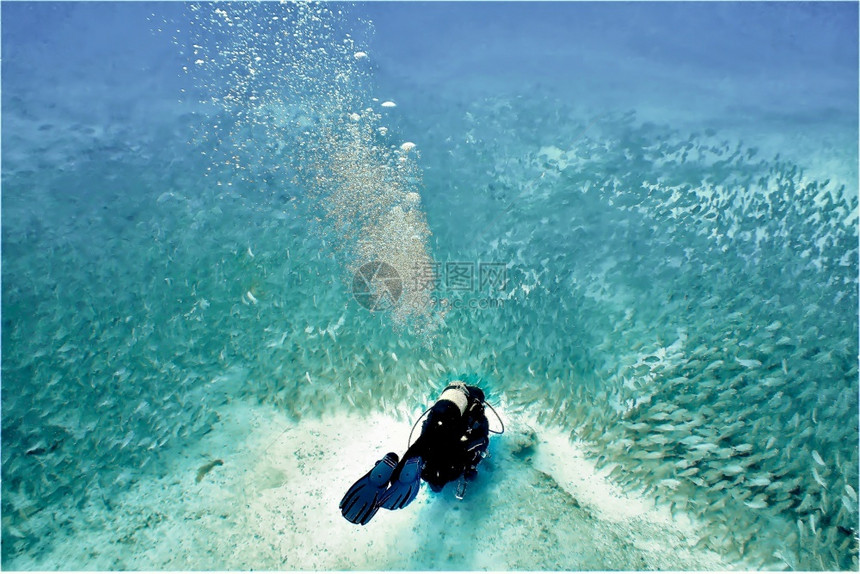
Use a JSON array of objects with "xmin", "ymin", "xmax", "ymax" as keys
[{"xmin": 462, "ymin": 414, "xmax": 490, "ymax": 481}]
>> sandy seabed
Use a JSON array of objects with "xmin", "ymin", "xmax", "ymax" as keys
[{"xmin": 12, "ymin": 398, "xmax": 735, "ymax": 571}]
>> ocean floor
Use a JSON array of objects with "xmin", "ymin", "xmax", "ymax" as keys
[{"xmin": 11, "ymin": 397, "xmax": 735, "ymax": 570}]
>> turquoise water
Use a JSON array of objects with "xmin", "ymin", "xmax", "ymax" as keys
[{"xmin": 2, "ymin": 2, "xmax": 858, "ymax": 570}]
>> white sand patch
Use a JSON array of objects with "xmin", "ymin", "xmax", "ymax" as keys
[
  {"xmin": 533, "ymin": 422, "xmax": 661, "ymax": 522},
  {"xmin": 13, "ymin": 399, "xmax": 737, "ymax": 570},
  {"xmin": 537, "ymin": 145, "xmax": 574, "ymax": 171}
]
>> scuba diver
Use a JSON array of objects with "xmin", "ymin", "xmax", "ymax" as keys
[{"xmin": 339, "ymin": 381, "xmax": 503, "ymax": 525}]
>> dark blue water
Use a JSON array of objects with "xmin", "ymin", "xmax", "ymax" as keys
[{"xmin": 363, "ymin": 2, "xmax": 857, "ymax": 174}]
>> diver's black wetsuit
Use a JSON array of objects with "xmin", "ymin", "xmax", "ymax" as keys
[{"xmin": 397, "ymin": 383, "xmax": 490, "ymax": 491}]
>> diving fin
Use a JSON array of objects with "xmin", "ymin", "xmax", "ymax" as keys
[
  {"xmin": 378, "ymin": 456, "xmax": 423, "ymax": 510},
  {"xmin": 339, "ymin": 452, "xmax": 399, "ymax": 525}
]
